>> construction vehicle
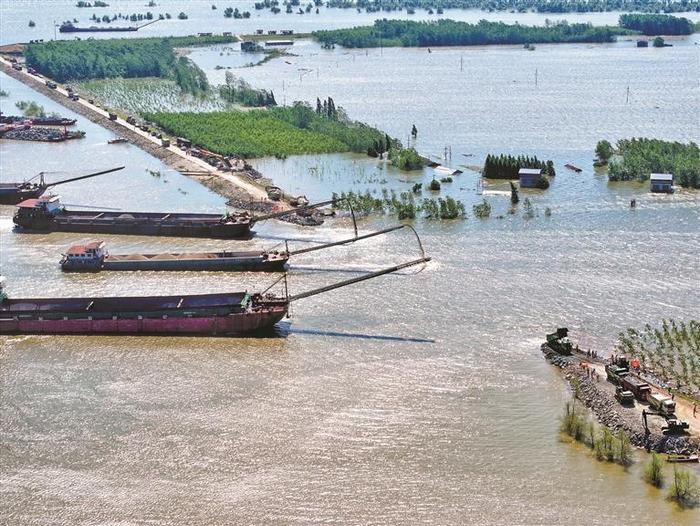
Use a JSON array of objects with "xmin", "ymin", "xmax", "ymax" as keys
[
  {"xmin": 615, "ymin": 386, "xmax": 635, "ymax": 405},
  {"xmin": 642, "ymin": 409, "xmax": 689, "ymax": 435},
  {"xmin": 605, "ymin": 361, "xmax": 630, "ymax": 385},
  {"xmin": 647, "ymin": 392, "xmax": 676, "ymax": 416},
  {"xmin": 621, "ymin": 375, "xmax": 651, "ymax": 401},
  {"xmin": 545, "ymin": 328, "xmax": 572, "ymax": 355}
]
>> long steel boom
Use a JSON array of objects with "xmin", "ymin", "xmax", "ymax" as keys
[
  {"xmin": 44, "ymin": 166, "xmax": 125, "ymax": 188},
  {"xmin": 289, "ymin": 225, "xmax": 406, "ymax": 256},
  {"xmin": 288, "ymin": 257, "xmax": 430, "ymax": 302}
]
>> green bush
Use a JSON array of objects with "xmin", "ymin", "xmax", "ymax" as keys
[
  {"xmin": 668, "ymin": 467, "xmax": 699, "ymax": 507},
  {"xmin": 428, "ymin": 178, "xmax": 441, "ymax": 191},
  {"xmin": 473, "ymin": 199, "xmax": 491, "ymax": 219},
  {"xmin": 607, "ymin": 138, "xmax": 699, "ymax": 188},
  {"xmin": 644, "ymin": 452, "xmax": 664, "ymax": 487}
]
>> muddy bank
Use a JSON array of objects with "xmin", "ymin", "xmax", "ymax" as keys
[{"xmin": 543, "ymin": 345, "xmax": 699, "ymax": 456}]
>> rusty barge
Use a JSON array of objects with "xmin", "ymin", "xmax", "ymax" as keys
[
  {"xmin": 0, "ymin": 257, "xmax": 430, "ymax": 336},
  {"xmin": 59, "ymin": 226, "xmax": 409, "ymax": 272},
  {"xmin": 12, "ymin": 196, "xmax": 335, "ymax": 239}
]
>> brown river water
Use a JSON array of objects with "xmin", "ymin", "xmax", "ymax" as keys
[{"xmin": 1, "ymin": 12, "xmax": 700, "ymax": 526}]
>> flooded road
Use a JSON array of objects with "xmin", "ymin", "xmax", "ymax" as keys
[{"xmin": 1, "ymin": 9, "xmax": 700, "ymax": 525}]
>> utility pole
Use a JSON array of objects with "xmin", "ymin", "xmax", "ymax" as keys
[
  {"xmin": 535, "ymin": 68, "xmax": 538, "ymax": 86},
  {"xmin": 626, "ymin": 85, "xmax": 630, "ymax": 104}
]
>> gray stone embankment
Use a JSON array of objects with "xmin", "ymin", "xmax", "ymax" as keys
[{"xmin": 544, "ymin": 346, "xmax": 699, "ymax": 455}]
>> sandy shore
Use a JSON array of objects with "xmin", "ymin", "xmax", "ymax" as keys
[{"xmin": 0, "ymin": 57, "xmax": 288, "ymax": 214}]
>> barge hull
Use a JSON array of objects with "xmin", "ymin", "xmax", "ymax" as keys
[
  {"xmin": 101, "ymin": 255, "xmax": 287, "ymax": 272},
  {"xmin": 42, "ymin": 221, "xmax": 252, "ymax": 239},
  {"xmin": 0, "ymin": 306, "xmax": 287, "ymax": 335}
]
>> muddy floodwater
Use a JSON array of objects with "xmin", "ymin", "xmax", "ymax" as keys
[{"xmin": 1, "ymin": 6, "xmax": 700, "ymax": 525}]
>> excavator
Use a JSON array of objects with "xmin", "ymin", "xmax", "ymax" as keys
[{"xmin": 642, "ymin": 409, "xmax": 690, "ymax": 435}]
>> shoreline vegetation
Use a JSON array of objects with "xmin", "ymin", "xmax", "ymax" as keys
[
  {"xmin": 321, "ymin": 0, "xmax": 700, "ymax": 14},
  {"xmin": 313, "ymin": 19, "xmax": 633, "ymax": 48},
  {"xmin": 596, "ymin": 138, "xmax": 700, "ymax": 188}
]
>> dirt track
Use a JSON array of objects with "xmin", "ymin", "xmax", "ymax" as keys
[{"xmin": 0, "ymin": 57, "xmax": 284, "ymax": 213}]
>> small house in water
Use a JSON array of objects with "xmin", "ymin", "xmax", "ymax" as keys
[
  {"xmin": 518, "ymin": 167, "xmax": 542, "ymax": 188},
  {"xmin": 650, "ymin": 173, "xmax": 673, "ymax": 193}
]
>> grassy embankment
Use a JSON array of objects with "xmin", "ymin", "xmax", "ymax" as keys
[
  {"xmin": 313, "ymin": 19, "xmax": 633, "ymax": 48},
  {"xmin": 595, "ymin": 138, "xmax": 699, "ymax": 189}
]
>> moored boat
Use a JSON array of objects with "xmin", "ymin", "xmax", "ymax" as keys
[
  {"xmin": 0, "ymin": 257, "xmax": 430, "ymax": 336},
  {"xmin": 13, "ymin": 196, "xmax": 336, "ymax": 239},
  {"xmin": 60, "ymin": 241, "xmax": 289, "ymax": 272},
  {"xmin": 58, "ymin": 225, "xmax": 411, "ymax": 273},
  {"xmin": 0, "ymin": 166, "xmax": 124, "ymax": 206}
]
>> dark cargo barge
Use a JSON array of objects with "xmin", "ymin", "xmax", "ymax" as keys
[
  {"xmin": 13, "ymin": 196, "xmax": 335, "ymax": 239},
  {"xmin": 0, "ymin": 115, "xmax": 77, "ymax": 126},
  {"xmin": 0, "ymin": 258, "xmax": 430, "ymax": 336},
  {"xmin": 59, "ymin": 226, "xmax": 409, "ymax": 273}
]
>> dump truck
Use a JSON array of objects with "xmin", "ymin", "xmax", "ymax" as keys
[
  {"xmin": 647, "ymin": 392, "xmax": 675, "ymax": 416},
  {"xmin": 545, "ymin": 328, "xmax": 572, "ymax": 355},
  {"xmin": 605, "ymin": 364, "xmax": 629, "ymax": 385},
  {"xmin": 621, "ymin": 375, "xmax": 651, "ymax": 401},
  {"xmin": 615, "ymin": 386, "xmax": 635, "ymax": 405}
]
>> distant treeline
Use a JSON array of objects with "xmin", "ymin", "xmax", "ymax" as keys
[
  {"xmin": 313, "ymin": 19, "xmax": 628, "ymax": 48},
  {"xmin": 25, "ymin": 36, "xmax": 235, "ymax": 95},
  {"xmin": 608, "ymin": 138, "xmax": 699, "ymax": 188},
  {"xmin": 482, "ymin": 154, "xmax": 553, "ymax": 179},
  {"xmin": 325, "ymin": 0, "xmax": 700, "ymax": 14},
  {"xmin": 219, "ymin": 71, "xmax": 276, "ymax": 107},
  {"xmin": 619, "ymin": 14, "xmax": 696, "ymax": 35}
]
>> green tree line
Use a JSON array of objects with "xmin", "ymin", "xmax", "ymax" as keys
[
  {"xmin": 326, "ymin": 0, "xmax": 700, "ymax": 14},
  {"xmin": 482, "ymin": 154, "xmax": 551, "ymax": 179},
  {"xmin": 619, "ymin": 14, "xmax": 696, "ymax": 35},
  {"xmin": 607, "ymin": 138, "xmax": 699, "ymax": 188},
  {"xmin": 25, "ymin": 36, "xmax": 235, "ymax": 95},
  {"xmin": 313, "ymin": 19, "xmax": 629, "ymax": 48}
]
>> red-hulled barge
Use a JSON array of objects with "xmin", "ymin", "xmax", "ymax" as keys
[{"xmin": 0, "ymin": 258, "xmax": 430, "ymax": 336}]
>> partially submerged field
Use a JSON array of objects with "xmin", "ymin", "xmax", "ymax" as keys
[
  {"xmin": 75, "ymin": 78, "xmax": 227, "ymax": 114},
  {"xmin": 144, "ymin": 103, "xmax": 390, "ymax": 158}
]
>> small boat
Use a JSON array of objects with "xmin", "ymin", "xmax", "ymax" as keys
[
  {"xmin": 108, "ymin": 138, "xmax": 128, "ymax": 144},
  {"xmin": 565, "ymin": 163, "xmax": 583, "ymax": 173},
  {"xmin": 666, "ymin": 454, "xmax": 699, "ymax": 463}
]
